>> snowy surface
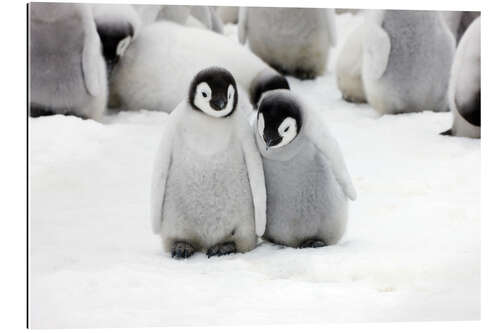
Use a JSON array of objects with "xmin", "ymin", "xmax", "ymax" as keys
[{"xmin": 29, "ymin": 14, "xmax": 480, "ymax": 328}]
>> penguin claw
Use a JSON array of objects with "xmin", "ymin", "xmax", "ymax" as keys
[
  {"xmin": 171, "ymin": 241, "xmax": 195, "ymax": 259},
  {"xmin": 207, "ymin": 242, "xmax": 236, "ymax": 258},
  {"xmin": 299, "ymin": 239, "xmax": 326, "ymax": 248}
]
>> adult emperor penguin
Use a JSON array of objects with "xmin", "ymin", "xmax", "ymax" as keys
[
  {"xmin": 109, "ymin": 21, "xmax": 289, "ymax": 112},
  {"xmin": 151, "ymin": 67, "xmax": 267, "ymax": 259},
  {"xmin": 30, "ymin": 3, "xmax": 107, "ymax": 119},
  {"xmin": 442, "ymin": 17, "xmax": 481, "ymax": 138},
  {"xmin": 362, "ymin": 10, "xmax": 455, "ymax": 114},
  {"xmin": 238, "ymin": 7, "xmax": 337, "ymax": 79},
  {"xmin": 335, "ymin": 21, "xmax": 367, "ymax": 103},
  {"xmin": 92, "ymin": 4, "xmax": 141, "ymax": 76},
  {"xmin": 254, "ymin": 90, "xmax": 357, "ymax": 248}
]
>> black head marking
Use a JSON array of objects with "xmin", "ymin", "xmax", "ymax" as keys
[
  {"xmin": 258, "ymin": 93, "xmax": 302, "ymax": 148},
  {"xmin": 96, "ymin": 22, "xmax": 134, "ymax": 75},
  {"xmin": 189, "ymin": 67, "xmax": 238, "ymax": 117},
  {"xmin": 250, "ymin": 72, "xmax": 290, "ymax": 108}
]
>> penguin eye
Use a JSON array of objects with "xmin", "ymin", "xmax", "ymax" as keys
[
  {"xmin": 284, "ymin": 127, "xmax": 289, "ymax": 132},
  {"xmin": 202, "ymin": 92, "xmax": 208, "ymax": 98}
]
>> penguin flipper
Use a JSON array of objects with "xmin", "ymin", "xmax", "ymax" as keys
[
  {"xmin": 309, "ymin": 115, "xmax": 357, "ymax": 201},
  {"xmin": 325, "ymin": 8, "xmax": 337, "ymax": 47},
  {"xmin": 238, "ymin": 105, "xmax": 267, "ymax": 237},
  {"xmin": 363, "ymin": 21, "xmax": 391, "ymax": 81},
  {"xmin": 81, "ymin": 22, "xmax": 105, "ymax": 97},
  {"xmin": 238, "ymin": 7, "xmax": 248, "ymax": 44},
  {"xmin": 150, "ymin": 103, "xmax": 182, "ymax": 234}
]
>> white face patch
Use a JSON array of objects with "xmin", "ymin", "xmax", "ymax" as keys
[
  {"xmin": 257, "ymin": 113, "xmax": 265, "ymax": 139},
  {"xmin": 116, "ymin": 36, "xmax": 132, "ymax": 57},
  {"xmin": 194, "ymin": 82, "xmax": 235, "ymax": 118},
  {"xmin": 273, "ymin": 117, "xmax": 297, "ymax": 148}
]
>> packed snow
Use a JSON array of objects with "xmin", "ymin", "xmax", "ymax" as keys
[{"xmin": 29, "ymin": 13, "xmax": 480, "ymax": 328}]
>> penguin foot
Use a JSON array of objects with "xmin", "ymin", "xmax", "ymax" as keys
[
  {"xmin": 440, "ymin": 128, "xmax": 453, "ymax": 136},
  {"xmin": 171, "ymin": 241, "xmax": 195, "ymax": 259},
  {"xmin": 293, "ymin": 69, "xmax": 317, "ymax": 80},
  {"xmin": 299, "ymin": 239, "xmax": 326, "ymax": 248},
  {"xmin": 207, "ymin": 242, "xmax": 236, "ymax": 258}
]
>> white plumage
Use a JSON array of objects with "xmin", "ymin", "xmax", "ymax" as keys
[{"xmin": 109, "ymin": 21, "xmax": 282, "ymax": 112}]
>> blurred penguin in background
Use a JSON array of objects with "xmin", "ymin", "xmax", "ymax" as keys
[
  {"xmin": 216, "ymin": 6, "xmax": 239, "ymax": 24},
  {"xmin": 135, "ymin": 5, "xmax": 223, "ymax": 33},
  {"xmin": 238, "ymin": 7, "xmax": 337, "ymax": 80},
  {"xmin": 442, "ymin": 17, "xmax": 481, "ymax": 138},
  {"xmin": 109, "ymin": 21, "xmax": 289, "ymax": 112},
  {"xmin": 30, "ymin": 3, "xmax": 107, "ymax": 120},
  {"xmin": 335, "ymin": 20, "xmax": 367, "ymax": 103},
  {"xmin": 92, "ymin": 4, "xmax": 141, "ymax": 76},
  {"xmin": 362, "ymin": 10, "xmax": 455, "ymax": 115},
  {"xmin": 441, "ymin": 11, "xmax": 480, "ymax": 44}
]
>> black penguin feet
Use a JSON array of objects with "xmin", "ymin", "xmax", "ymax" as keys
[
  {"xmin": 299, "ymin": 239, "xmax": 326, "ymax": 248},
  {"xmin": 207, "ymin": 242, "xmax": 236, "ymax": 258},
  {"xmin": 440, "ymin": 128, "xmax": 453, "ymax": 136},
  {"xmin": 171, "ymin": 241, "xmax": 195, "ymax": 259}
]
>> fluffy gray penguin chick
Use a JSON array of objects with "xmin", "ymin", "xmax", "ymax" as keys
[
  {"xmin": 255, "ymin": 90, "xmax": 357, "ymax": 248},
  {"xmin": 30, "ymin": 3, "xmax": 107, "ymax": 119},
  {"xmin": 239, "ymin": 7, "xmax": 336, "ymax": 80},
  {"xmin": 151, "ymin": 67, "xmax": 267, "ymax": 259}
]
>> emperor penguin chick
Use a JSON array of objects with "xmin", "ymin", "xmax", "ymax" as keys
[
  {"xmin": 151, "ymin": 67, "xmax": 267, "ymax": 259},
  {"xmin": 239, "ymin": 7, "xmax": 337, "ymax": 80},
  {"xmin": 92, "ymin": 4, "xmax": 141, "ymax": 76},
  {"xmin": 362, "ymin": 10, "xmax": 455, "ymax": 114},
  {"xmin": 255, "ymin": 90, "xmax": 357, "ymax": 248},
  {"xmin": 442, "ymin": 17, "xmax": 481, "ymax": 138},
  {"xmin": 30, "ymin": 3, "xmax": 107, "ymax": 119}
]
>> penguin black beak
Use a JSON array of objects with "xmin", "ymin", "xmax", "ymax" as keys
[
  {"xmin": 210, "ymin": 97, "xmax": 227, "ymax": 111},
  {"xmin": 264, "ymin": 137, "xmax": 280, "ymax": 151}
]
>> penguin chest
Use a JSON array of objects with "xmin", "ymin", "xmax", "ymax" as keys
[
  {"xmin": 164, "ymin": 139, "xmax": 254, "ymax": 245},
  {"xmin": 263, "ymin": 148, "xmax": 340, "ymax": 243}
]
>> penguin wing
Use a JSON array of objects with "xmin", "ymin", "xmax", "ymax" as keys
[
  {"xmin": 238, "ymin": 7, "xmax": 248, "ymax": 44},
  {"xmin": 81, "ymin": 26, "xmax": 105, "ymax": 96},
  {"xmin": 150, "ymin": 105, "xmax": 182, "ymax": 234},
  {"xmin": 362, "ymin": 21, "xmax": 391, "ymax": 81},
  {"xmin": 237, "ymin": 110, "xmax": 267, "ymax": 237},
  {"xmin": 309, "ymin": 118, "xmax": 357, "ymax": 201},
  {"xmin": 325, "ymin": 8, "xmax": 337, "ymax": 47}
]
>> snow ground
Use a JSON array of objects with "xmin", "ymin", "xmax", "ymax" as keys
[{"xmin": 29, "ymin": 14, "xmax": 480, "ymax": 328}]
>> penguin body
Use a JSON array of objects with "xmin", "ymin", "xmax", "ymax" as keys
[
  {"xmin": 109, "ymin": 21, "xmax": 288, "ymax": 112},
  {"xmin": 238, "ymin": 7, "xmax": 336, "ymax": 79},
  {"xmin": 443, "ymin": 17, "xmax": 481, "ymax": 138},
  {"xmin": 30, "ymin": 3, "xmax": 107, "ymax": 119},
  {"xmin": 362, "ymin": 10, "xmax": 455, "ymax": 114},
  {"xmin": 335, "ymin": 21, "xmax": 367, "ymax": 103},
  {"xmin": 254, "ymin": 90, "xmax": 356, "ymax": 248},
  {"xmin": 151, "ymin": 68, "xmax": 266, "ymax": 258}
]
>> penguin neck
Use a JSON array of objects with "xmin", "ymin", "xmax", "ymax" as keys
[{"xmin": 180, "ymin": 108, "xmax": 235, "ymax": 154}]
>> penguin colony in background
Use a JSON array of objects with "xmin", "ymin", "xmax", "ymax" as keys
[
  {"xmin": 239, "ymin": 7, "xmax": 337, "ymax": 79},
  {"xmin": 30, "ymin": 4, "xmax": 481, "ymax": 258}
]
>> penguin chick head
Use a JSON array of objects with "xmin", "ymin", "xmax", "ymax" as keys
[
  {"xmin": 257, "ymin": 91, "xmax": 302, "ymax": 150},
  {"xmin": 95, "ymin": 22, "xmax": 134, "ymax": 75},
  {"xmin": 189, "ymin": 67, "xmax": 238, "ymax": 118}
]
